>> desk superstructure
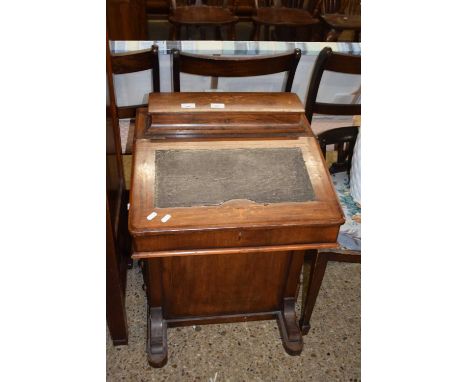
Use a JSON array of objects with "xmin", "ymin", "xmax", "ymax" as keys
[{"xmin": 129, "ymin": 92, "xmax": 344, "ymax": 367}]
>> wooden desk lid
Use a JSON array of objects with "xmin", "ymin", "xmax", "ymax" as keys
[
  {"xmin": 148, "ymin": 92, "xmax": 304, "ymax": 114},
  {"xmin": 129, "ymin": 137, "xmax": 344, "ymax": 234},
  {"xmin": 142, "ymin": 92, "xmax": 311, "ymax": 139}
]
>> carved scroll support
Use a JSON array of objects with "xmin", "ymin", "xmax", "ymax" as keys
[
  {"xmin": 277, "ymin": 297, "xmax": 303, "ymax": 355},
  {"xmin": 147, "ymin": 307, "xmax": 168, "ymax": 367}
]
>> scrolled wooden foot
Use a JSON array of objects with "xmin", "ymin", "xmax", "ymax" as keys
[
  {"xmin": 277, "ymin": 298, "xmax": 303, "ymax": 355},
  {"xmin": 147, "ymin": 307, "xmax": 168, "ymax": 368}
]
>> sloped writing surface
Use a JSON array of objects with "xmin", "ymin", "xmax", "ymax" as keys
[{"xmin": 154, "ymin": 147, "xmax": 315, "ymax": 208}]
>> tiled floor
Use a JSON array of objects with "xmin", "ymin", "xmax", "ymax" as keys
[{"xmin": 106, "ymin": 261, "xmax": 360, "ymax": 381}]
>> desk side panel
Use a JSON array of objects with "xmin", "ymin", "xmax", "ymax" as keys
[{"xmin": 149, "ymin": 251, "xmax": 291, "ymax": 317}]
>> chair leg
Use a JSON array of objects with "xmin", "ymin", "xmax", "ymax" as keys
[
  {"xmin": 326, "ymin": 28, "xmax": 340, "ymax": 42},
  {"xmin": 228, "ymin": 23, "xmax": 236, "ymax": 40},
  {"xmin": 251, "ymin": 22, "xmax": 259, "ymax": 41},
  {"xmin": 215, "ymin": 26, "xmax": 222, "ymax": 40},
  {"xmin": 299, "ymin": 251, "xmax": 329, "ymax": 335},
  {"xmin": 171, "ymin": 24, "xmax": 179, "ymax": 40}
]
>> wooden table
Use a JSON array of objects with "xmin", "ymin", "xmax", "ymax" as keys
[
  {"xmin": 129, "ymin": 93, "xmax": 344, "ymax": 367},
  {"xmin": 169, "ymin": 5, "xmax": 238, "ymax": 40},
  {"xmin": 321, "ymin": 13, "xmax": 361, "ymax": 42},
  {"xmin": 252, "ymin": 7, "xmax": 320, "ymax": 41}
]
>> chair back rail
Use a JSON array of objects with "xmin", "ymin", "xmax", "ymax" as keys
[
  {"xmin": 305, "ymin": 46, "xmax": 360, "ymax": 121},
  {"xmin": 110, "ymin": 45, "xmax": 160, "ymax": 119},
  {"xmin": 299, "ymin": 47, "xmax": 361, "ymax": 334},
  {"xmin": 172, "ymin": 48, "xmax": 301, "ymax": 92}
]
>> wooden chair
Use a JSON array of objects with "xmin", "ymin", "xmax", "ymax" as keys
[
  {"xmin": 109, "ymin": 45, "xmax": 160, "ymax": 120},
  {"xmin": 230, "ymin": 0, "xmax": 256, "ymax": 22},
  {"xmin": 317, "ymin": 126, "xmax": 358, "ymax": 175},
  {"xmin": 252, "ymin": 0, "xmax": 321, "ymax": 41},
  {"xmin": 304, "ymin": 46, "xmax": 360, "ymax": 123},
  {"xmin": 299, "ymin": 46, "xmax": 361, "ymax": 335},
  {"xmin": 316, "ymin": 0, "xmax": 361, "ymax": 41},
  {"xmin": 171, "ymin": 48, "xmax": 301, "ymax": 92},
  {"xmin": 299, "ymin": 126, "xmax": 361, "ymax": 334},
  {"xmin": 106, "ymin": 34, "xmax": 133, "ymax": 345},
  {"xmin": 146, "ymin": 0, "xmax": 172, "ymax": 20},
  {"xmin": 169, "ymin": 0, "xmax": 239, "ymax": 40},
  {"xmin": 317, "ymin": 0, "xmax": 360, "ymax": 15}
]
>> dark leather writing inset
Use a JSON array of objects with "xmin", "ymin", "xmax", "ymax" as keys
[{"xmin": 154, "ymin": 147, "xmax": 315, "ymax": 208}]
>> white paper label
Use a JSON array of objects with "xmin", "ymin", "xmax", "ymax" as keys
[
  {"xmin": 161, "ymin": 214, "xmax": 171, "ymax": 223},
  {"xmin": 210, "ymin": 103, "xmax": 225, "ymax": 109},
  {"xmin": 146, "ymin": 211, "xmax": 157, "ymax": 221},
  {"xmin": 181, "ymin": 103, "xmax": 196, "ymax": 109}
]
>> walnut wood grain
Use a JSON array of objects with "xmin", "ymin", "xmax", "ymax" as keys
[
  {"xmin": 138, "ymin": 110, "xmax": 313, "ymax": 140},
  {"xmin": 106, "ymin": 33, "xmax": 131, "ymax": 346},
  {"xmin": 305, "ymin": 47, "xmax": 360, "ymax": 123},
  {"xmin": 129, "ymin": 92, "xmax": 344, "ymax": 367},
  {"xmin": 321, "ymin": 13, "xmax": 360, "ymax": 29},
  {"xmin": 172, "ymin": 49, "xmax": 301, "ymax": 92},
  {"xmin": 253, "ymin": 7, "xmax": 320, "ymax": 27},
  {"xmin": 252, "ymin": 6, "xmax": 320, "ymax": 41},
  {"xmin": 148, "ymin": 92, "xmax": 304, "ymax": 114},
  {"xmin": 132, "ymin": 243, "xmax": 339, "ymax": 259},
  {"xmin": 144, "ymin": 93, "xmax": 310, "ymax": 138},
  {"xmin": 169, "ymin": 5, "xmax": 238, "ymax": 24},
  {"xmin": 129, "ymin": 138, "xmax": 344, "ymax": 235},
  {"xmin": 321, "ymin": 13, "xmax": 361, "ymax": 41},
  {"xmin": 169, "ymin": 5, "xmax": 238, "ymax": 40},
  {"xmin": 109, "ymin": 45, "xmax": 160, "ymax": 121}
]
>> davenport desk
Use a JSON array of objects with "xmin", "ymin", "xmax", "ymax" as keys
[{"xmin": 129, "ymin": 92, "xmax": 344, "ymax": 367}]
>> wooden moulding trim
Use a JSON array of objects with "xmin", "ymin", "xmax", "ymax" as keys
[
  {"xmin": 132, "ymin": 243, "xmax": 339, "ymax": 259},
  {"xmin": 166, "ymin": 311, "xmax": 278, "ymax": 327},
  {"xmin": 129, "ymin": 219, "xmax": 345, "ymax": 235}
]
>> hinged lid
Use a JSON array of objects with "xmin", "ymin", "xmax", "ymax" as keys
[
  {"xmin": 148, "ymin": 92, "xmax": 304, "ymax": 114},
  {"xmin": 129, "ymin": 137, "xmax": 344, "ymax": 236},
  {"xmin": 140, "ymin": 92, "xmax": 312, "ymax": 139}
]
